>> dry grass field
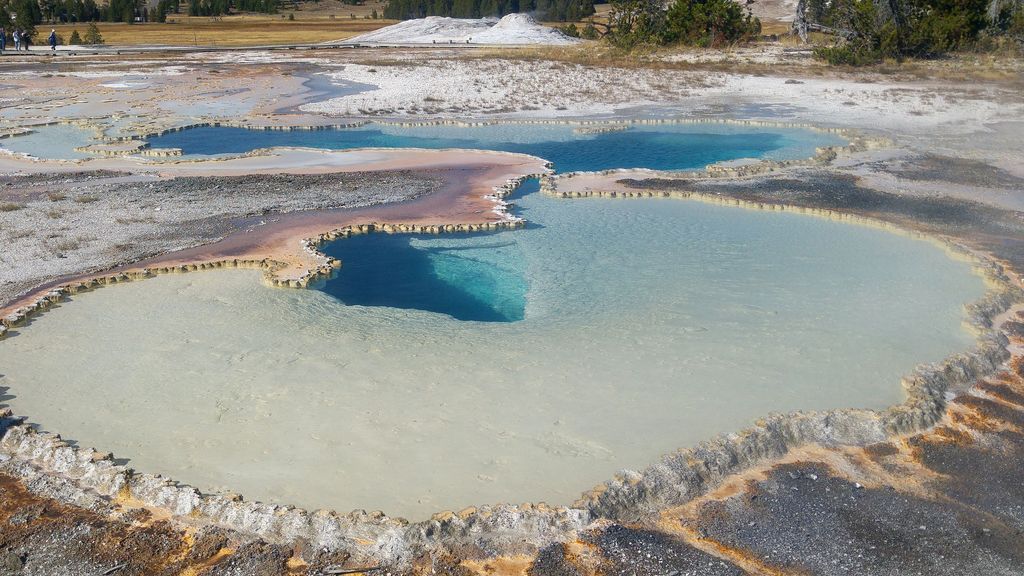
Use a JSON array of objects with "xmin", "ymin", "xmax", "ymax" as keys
[
  {"xmin": 46, "ymin": 0, "xmax": 789, "ymax": 48},
  {"xmin": 760, "ymin": 18, "xmax": 794, "ymax": 36},
  {"xmin": 55, "ymin": 10, "xmax": 392, "ymax": 46}
]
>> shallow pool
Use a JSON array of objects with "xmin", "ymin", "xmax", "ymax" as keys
[
  {"xmin": 0, "ymin": 125, "xmax": 95, "ymax": 160},
  {"xmin": 0, "ymin": 181, "xmax": 985, "ymax": 518}
]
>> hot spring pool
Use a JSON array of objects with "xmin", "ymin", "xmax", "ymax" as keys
[
  {"xmin": 0, "ymin": 124, "xmax": 95, "ymax": 160},
  {"xmin": 0, "ymin": 180, "xmax": 985, "ymax": 518},
  {"xmin": 146, "ymin": 121, "xmax": 846, "ymax": 171}
]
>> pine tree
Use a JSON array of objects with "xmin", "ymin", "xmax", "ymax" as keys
[
  {"xmin": 383, "ymin": 0, "xmax": 590, "ymax": 20},
  {"xmin": 84, "ymin": 21, "xmax": 103, "ymax": 43},
  {"xmin": 69, "ymin": 29, "xmax": 82, "ymax": 44}
]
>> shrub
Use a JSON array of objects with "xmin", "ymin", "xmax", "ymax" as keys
[
  {"xmin": 814, "ymin": 43, "xmax": 882, "ymax": 65},
  {"xmin": 69, "ymin": 29, "xmax": 82, "ymax": 44}
]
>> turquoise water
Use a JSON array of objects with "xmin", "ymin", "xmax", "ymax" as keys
[
  {"xmin": 0, "ymin": 125, "xmax": 95, "ymax": 160},
  {"xmin": 324, "ymin": 233, "xmax": 527, "ymax": 322},
  {"xmin": 147, "ymin": 122, "xmax": 845, "ymax": 172},
  {"xmin": 0, "ymin": 180, "xmax": 985, "ymax": 517}
]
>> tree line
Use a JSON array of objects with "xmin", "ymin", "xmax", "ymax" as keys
[
  {"xmin": 0, "ymin": 0, "xmax": 278, "ymax": 30},
  {"xmin": 800, "ymin": 0, "xmax": 1024, "ymax": 64},
  {"xmin": 383, "ymin": 0, "xmax": 594, "ymax": 22},
  {"xmin": 187, "ymin": 0, "xmax": 278, "ymax": 17},
  {"xmin": 601, "ymin": 0, "xmax": 1020, "ymax": 61}
]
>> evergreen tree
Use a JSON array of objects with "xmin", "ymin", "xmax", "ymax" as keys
[
  {"xmin": 661, "ymin": 0, "xmax": 760, "ymax": 46},
  {"xmin": 14, "ymin": 0, "xmax": 42, "ymax": 29},
  {"xmin": 83, "ymin": 20, "xmax": 102, "ymax": 42},
  {"xmin": 82, "ymin": 0, "xmax": 100, "ymax": 21},
  {"xmin": 383, "ymin": 0, "xmax": 591, "ymax": 21},
  {"xmin": 607, "ymin": 0, "xmax": 758, "ymax": 47},
  {"xmin": 606, "ymin": 0, "xmax": 664, "ymax": 47},
  {"xmin": 39, "ymin": 0, "xmax": 58, "ymax": 21},
  {"xmin": 807, "ymin": 0, "xmax": 1010, "ymax": 63},
  {"xmin": 69, "ymin": 28, "xmax": 81, "ymax": 42}
]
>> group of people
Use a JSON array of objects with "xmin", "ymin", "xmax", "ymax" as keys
[
  {"xmin": 0, "ymin": 29, "xmax": 59, "ymax": 53},
  {"xmin": 0, "ymin": 29, "xmax": 32, "ymax": 52}
]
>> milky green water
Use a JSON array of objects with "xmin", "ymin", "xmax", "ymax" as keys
[
  {"xmin": 0, "ymin": 189, "xmax": 985, "ymax": 519},
  {"xmin": 0, "ymin": 125, "xmax": 94, "ymax": 160}
]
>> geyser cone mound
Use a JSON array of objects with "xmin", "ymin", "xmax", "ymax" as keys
[{"xmin": 345, "ymin": 13, "xmax": 581, "ymax": 45}]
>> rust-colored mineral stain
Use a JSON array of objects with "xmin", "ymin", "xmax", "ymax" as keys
[
  {"xmin": 461, "ymin": 554, "xmax": 535, "ymax": 575},
  {"xmin": 981, "ymin": 377, "xmax": 1024, "ymax": 406},
  {"xmin": 863, "ymin": 441, "xmax": 900, "ymax": 460},
  {"xmin": 176, "ymin": 547, "xmax": 236, "ymax": 576},
  {"xmin": 561, "ymin": 540, "xmax": 605, "ymax": 574},
  {"xmin": 951, "ymin": 394, "xmax": 1024, "ymax": 431}
]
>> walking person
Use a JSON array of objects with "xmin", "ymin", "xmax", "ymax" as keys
[
  {"xmin": 0, "ymin": 29, "xmax": 6, "ymax": 54},
  {"xmin": 49, "ymin": 29, "xmax": 56, "ymax": 51},
  {"xmin": 12, "ymin": 29, "xmax": 20, "ymax": 51},
  {"xmin": 23, "ymin": 30, "xmax": 30, "ymax": 51}
]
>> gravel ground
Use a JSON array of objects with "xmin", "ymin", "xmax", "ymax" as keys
[
  {"xmin": 887, "ymin": 154, "xmax": 1024, "ymax": 188},
  {"xmin": 530, "ymin": 525, "xmax": 746, "ymax": 576},
  {"xmin": 0, "ymin": 170, "xmax": 441, "ymax": 306},
  {"xmin": 687, "ymin": 460, "xmax": 1024, "ymax": 575}
]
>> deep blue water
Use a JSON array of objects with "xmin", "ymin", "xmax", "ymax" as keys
[
  {"xmin": 148, "ymin": 123, "xmax": 844, "ymax": 173},
  {"xmin": 321, "ymin": 230, "xmax": 528, "ymax": 322}
]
